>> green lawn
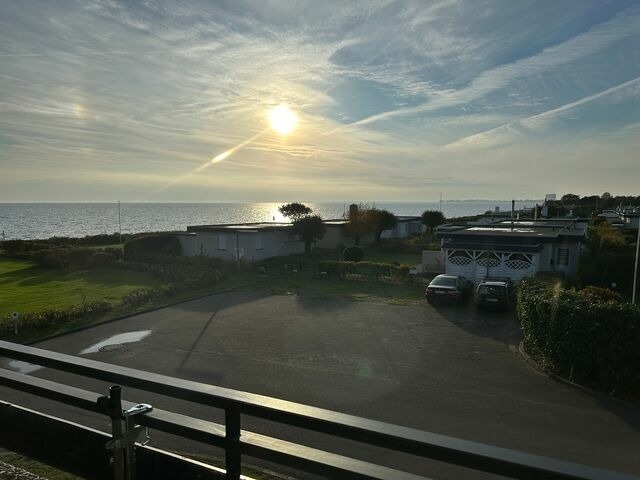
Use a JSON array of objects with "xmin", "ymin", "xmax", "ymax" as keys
[{"xmin": 0, "ymin": 257, "xmax": 163, "ymax": 317}]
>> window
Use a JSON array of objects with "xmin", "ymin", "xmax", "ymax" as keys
[
  {"xmin": 255, "ymin": 235, "xmax": 263, "ymax": 250},
  {"xmin": 217, "ymin": 233, "xmax": 227, "ymax": 250},
  {"xmin": 556, "ymin": 247, "xmax": 569, "ymax": 266}
]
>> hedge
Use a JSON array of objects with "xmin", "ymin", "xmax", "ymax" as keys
[
  {"xmin": 0, "ymin": 301, "xmax": 112, "ymax": 336},
  {"xmin": 517, "ymin": 277, "xmax": 640, "ymax": 394},
  {"xmin": 124, "ymin": 235, "xmax": 181, "ymax": 259},
  {"xmin": 318, "ymin": 260, "xmax": 410, "ymax": 282}
]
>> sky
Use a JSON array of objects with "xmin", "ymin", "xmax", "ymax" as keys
[{"xmin": 1, "ymin": 0, "xmax": 639, "ymax": 202}]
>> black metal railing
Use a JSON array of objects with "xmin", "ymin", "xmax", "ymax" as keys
[{"xmin": 0, "ymin": 340, "xmax": 637, "ymax": 480}]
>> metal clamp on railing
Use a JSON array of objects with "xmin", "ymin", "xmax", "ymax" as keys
[{"xmin": 97, "ymin": 385, "xmax": 153, "ymax": 480}]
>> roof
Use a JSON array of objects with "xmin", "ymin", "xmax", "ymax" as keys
[
  {"xmin": 438, "ymin": 218, "xmax": 586, "ymax": 242},
  {"xmin": 442, "ymin": 241, "xmax": 543, "ymax": 253},
  {"xmin": 187, "ymin": 222, "xmax": 293, "ymax": 233}
]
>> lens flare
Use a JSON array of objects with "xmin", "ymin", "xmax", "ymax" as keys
[{"xmin": 268, "ymin": 104, "xmax": 297, "ymax": 135}]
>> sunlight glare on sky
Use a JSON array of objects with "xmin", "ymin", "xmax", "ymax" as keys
[{"xmin": 0, "ymin": 1, "xmax": 639, "ymax": 201}]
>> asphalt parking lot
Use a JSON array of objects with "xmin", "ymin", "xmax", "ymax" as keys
[{"xmin": 1, "ymin": 291, "xmax": 639, "ymax": 478}]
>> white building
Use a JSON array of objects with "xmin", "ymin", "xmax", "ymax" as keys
[
  {"xmin": 178, "ymin": 223, "xmax": 304, "ymax": 261},
  {"xmin": 435, "ymin": 218, "xmax": 587, "ymax": 282}
]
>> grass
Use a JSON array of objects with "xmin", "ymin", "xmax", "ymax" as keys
[
  {"xmin": 0, "ymin": 452, "xmax": 82, "ymax": 480},
  {"xmin": 0, "ymin": 257, "xmax": 163, "ymax": 318},
  {"xmin": 266, "ymin": 274, "xmax": 426, "ymax": 306}
]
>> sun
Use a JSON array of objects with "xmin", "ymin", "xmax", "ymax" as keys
[{"xmin": 268, "ymin": 104, "xmax": 297, "ymax": 135}]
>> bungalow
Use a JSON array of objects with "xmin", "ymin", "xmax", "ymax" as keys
[
  {"xmin": 380, "ymin": 216, "xmax": 425, "ymax": 238},
  {"xmin": 178, "ymin": 223, "xmax": 304, "ymax": 261},
  {"xmin": 435, "ymin": 218, "xmax": 587, "ymax": 282},
  {"xmin": 314, "ymin": 219, "xmax": 375, "ymax": 249}
]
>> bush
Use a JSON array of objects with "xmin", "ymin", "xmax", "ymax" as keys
[
  {"xmin": 1, "ymin": 239, "xmax": 26, "ymax": 254},
  {"xmin": 0, "ymin": 301, "xmax": 112, "ymax": 336},
  {"xmin": 318, "ymin": 260, "xmax": 411, "ymax": 282},
  {"xmin": 124, "ymin": 235, "xmax": 181, "ymax": 260},
  {"xmin": 343, "ymin": 246, "xmax": 364, "ymax": 262},
  {"xmin": 517, "ymin": 278, "xmax": 640, "ymax": 394},
  {"xmin": 580, "ymin": 286, "xmax": 623, "ymax": 303}
]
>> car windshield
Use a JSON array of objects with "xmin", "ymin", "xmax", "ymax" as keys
[
  {"xmin": 432, "ymin": 277, "xmax": 457, "ymax": 287},
  {"xmin": 478, "ymin": 285, "xmax": 506, "ymax": 296}
]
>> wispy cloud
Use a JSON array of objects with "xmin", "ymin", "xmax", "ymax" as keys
[{"xmin": 1, "ymin": 0, "xmax": 639, "ymax": 201}]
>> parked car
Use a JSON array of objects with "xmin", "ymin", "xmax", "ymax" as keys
[
  {"xmin": 425, "ymin": 274, "xmax": 474, "ymax": 304},
  {"xmin": 474, "ymin": 279, "xmax": 512, "ymax": 309}
]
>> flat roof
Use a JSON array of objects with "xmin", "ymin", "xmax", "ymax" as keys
[{"xmin": 187, "ymin": 222, "xmax": 292, "ymax": 233}]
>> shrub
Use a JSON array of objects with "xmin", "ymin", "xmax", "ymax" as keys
[
  {"xmin": 318, "ymin": 260, "xmax": 411, "ymax": 282},
  {"xmin": 1, "ymin": 239, "xmax": 26, "ymax": 254},
  {"xmin": 517, "ymin": 277, "xmax": 640, "ymax": 394},
  {"xmin": 123, "ymin": 235, "xmax": 181, "ymax": 260},
  {"xmin": 0, "ymin": 301, "xmax": 112, "ymax": 336},
  {"xmin": 343, "ymin": 246, "xmax": 364, "ymax": 262},
  {"xmin": 580, "ymin": 285, "xmax": 623, "ymax": 303}
]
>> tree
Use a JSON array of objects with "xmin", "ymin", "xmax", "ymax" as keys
[
  {"xmin": 370, "ymin": 209, "xmax": 397, "ymax": 244},
  {"xmin": 421, "ymin": 210, "xmax": 445, "ymax": 234},
  {"xmin": 292, "ymin": 215, "xmax": 326, "ymax": 253},
  {"xmin": 343, "ymin": 203, "xmax": 377, "ymax": 245},
  {"xmin": 279, "ymin": 202, "xmax": 312, "ymax": 222},
  {"xmin": 561, "ymin": 193, "xmax": 580, "ymax": 203}
]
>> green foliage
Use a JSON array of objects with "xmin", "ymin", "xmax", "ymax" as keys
[
  {"xmin": 560, "ymin": 193, "xmax": 580, "ymax": 203},
  {"xmin": 580, "ymin": 285, "xmax": 623, "ymax": 303},
  {"xmin": 0, "ymin": 301, "xmax": 112, "ymax": 336},
  {"xmin": 292, "ymin": 215, "xmax": 326, "ymax": 253},
  {"xmin": 279, "ymin": 202, "xmax": 312, "ymax": 221},
  {"xmin": 343, "ymin": 203, "xmax": 377, "ymax": 245},
  {"xmin": 124, "ymin": 234, "xmax": 181, "ymax": 259},
  {"xmin": 421, "ymin": 210, "xmax": 445, "ymax": 233},
  {"xmin": 380, "ymin": 235, "xmax": 437, "ymax": 254},
  {"xmin": 318, "ymin": 260, "xmax": 411, "ymax": 282},
  {"xmin": 343, "ymin": 245, "xmax": 364, "ymax": 262},
  {"xmin": 370, "ymin": 209, "xmax": 397, "ymax": 243},
  {"xmin": 517, "ymin": 278, "xmax": 640, "ymax": 394}
]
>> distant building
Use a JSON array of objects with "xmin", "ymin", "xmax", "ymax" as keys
[
  {"xmin": 435, "ymin": 218, "xmax": 587, "ymax": 282},
  {"xmin": 380, "ymin": 216, "xmax": 425, "ymax": 238},
  {"xmin": 178, "ymin": 223, "xmax": 304, "ymax": 261},
  {"xmin": 597, "ymin": 207, "xmax": 640, "ymax": 230}
]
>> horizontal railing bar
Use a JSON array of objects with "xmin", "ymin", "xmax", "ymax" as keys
[
  {"xmin": 0, "ymin": 368, "xmax": 227, "ymax": 448},
  {"xmin": 0, "ymin": 369, "xmax": 429, "ymax": 480},
  {"xmin": 1, "ymin": 341, "xmax": 637, "ymax": 480},
  {"xmin": 241, "ymin": 431, "xmax": 431, "ymax": 480},
  {"xmin": 0, "ymin": 401, "xmax": 227, "ymax": 480}
]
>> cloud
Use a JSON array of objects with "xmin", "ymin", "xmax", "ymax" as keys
[
  {"xmin": 445, "ymin": 76, "xmax": 640, "ymax": 149},
  {"xmin": 0, "ymin": 1, "xmax": 639, "ymax": 201},
  {"xmin": 340, "ymin": 3, "xmax": 640, "ymax": 128}
]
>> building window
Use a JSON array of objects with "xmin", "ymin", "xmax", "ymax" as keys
[
  {"xmin": 217, "ymin": 234, "xmax": 227, "ymax": 250},
  {"xmin": 556, "ymin": 247, "xmax": 569, "ymax": 266},
  {"xmin": 255, "ymin": 235, "xmax": 263, "ymax": 250}
]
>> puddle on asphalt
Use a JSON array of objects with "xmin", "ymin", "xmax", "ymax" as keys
[
  {"xmin": 79, "ymin": 330, "xmax": 152, "ymax": 354},
  {"xmin": 7, "ymin": 360, "xmax": 43, "ymax": 374}
]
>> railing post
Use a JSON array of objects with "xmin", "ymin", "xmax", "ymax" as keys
[
  {"xmin": 225, "ymin": 405, "xmax": 241, "ymax": 480},
  {"xmin": 97, "ymin": 385, "xmax": 125, "ymax": 480}
]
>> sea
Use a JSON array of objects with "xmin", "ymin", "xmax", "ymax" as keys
[{"xmin": 0, "ymin": 201, "xmax": 541, "ymax": 240}]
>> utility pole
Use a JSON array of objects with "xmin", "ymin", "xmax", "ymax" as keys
[
  {"xmin": 439, "ymin": 193, "xmax": 442, "ymax": 213},
  {"xmin": 236, "ymin": 232, "xmax": 240, "ymax": 274},
  {"xmin": 633, "ymin": 222, "xmax": 640, "ymax": 304},
  {"xmin": 118, "ymin": 201, "xmax": 122, "ymax": 245}
]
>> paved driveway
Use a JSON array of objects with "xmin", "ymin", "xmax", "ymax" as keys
[{"xmin": 1, "ymin": 292, "xmax": 639, "ymax": 478}]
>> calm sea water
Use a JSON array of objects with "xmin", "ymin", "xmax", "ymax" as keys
[{"xmin": 0, "ymin": 201, "xmax": 540, "ymax": 240}]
